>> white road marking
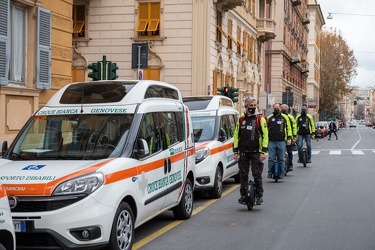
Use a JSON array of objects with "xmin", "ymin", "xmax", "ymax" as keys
[
  {"xmin": 352, "ymin": 150, "xmax": 364, "ymax": 155},
  {"xmin": 330, "ymin": 151, "xmax": 341, "ymax": 155}
]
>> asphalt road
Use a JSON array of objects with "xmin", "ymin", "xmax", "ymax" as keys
[{"xmin": 133, "ymin": 125, "xmax": 375, "ymax": 250}]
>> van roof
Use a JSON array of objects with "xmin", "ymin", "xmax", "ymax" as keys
[
  {"xmin": 45, "ymin": 80, "xmax": 182, "ymax": 106},
  {"xmin": 183, "ymin": 95, "xmax": 235, "ymax": 111}
]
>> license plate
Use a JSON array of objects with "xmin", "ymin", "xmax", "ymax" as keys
[{"xmin": 13, "ymin": 220, "xmax": 26, "ymax": 232}]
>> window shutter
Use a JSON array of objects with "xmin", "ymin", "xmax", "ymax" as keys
[
  {"xmin": 0, "ymin": 0, "xmax": 9, "ymax": 85},
  {"xmin": 36, "ymin": 7, "xmax": 51, "ymax": 89}
]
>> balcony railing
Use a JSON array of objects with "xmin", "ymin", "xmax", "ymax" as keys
[
  {"xmin": 216, "ymin": 0, "xmax": 244, "ymax": 11},
  {"xmin": 301, "ymin": 61, "xmax": 309, "ymax": 73},
  {"xmin": 256, "ymin": 18, "xmax": 276, "ymax": 42},
  {"xmin": 302, "ymin": 13, "xmax": 310, "ymax": 25},
  {"xmin": 291, "ymin": 0, "xmax": 301, "ymax": 6},
  {"xmin": 292, "ymin": 51, "xmax": 301, "ymax": 64}
]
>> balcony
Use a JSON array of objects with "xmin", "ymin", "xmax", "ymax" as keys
[
  {"xmin": 216, "ymin": 0, "xmax": 244, "ymax": 11},
  {"xmin": 291, "ymin": 51, "xmax": 301, "ymax": 64},
  {"xmin": 256, "ymin": 18, "xmax": 276, "ymax": 42},
  {"xmin": 302, "ymin": 13, "xmax": 310, "ymax": 25},
  {"xmin": 301, "ymin": 61, "xmax": 309, "ymax": 73},
  {"xmin": 291, "ymin": 0, "xmax": 301, "ymax": 6}
]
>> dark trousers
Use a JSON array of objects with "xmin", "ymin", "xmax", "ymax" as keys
[
  {"xmin": 329, "ymin": 130, "xmax": 338, "ymax": 139},
  {"xmin": 238, "ymin": 152, "xmax": 264, "ymax": 197},
  {"xmin": 286, "ymin": 144, "xmax": 293, "ymax": 168}
]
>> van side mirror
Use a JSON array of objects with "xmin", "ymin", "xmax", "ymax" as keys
[
  {"xmin": 218, "ymin": 129, "xmax": 226, "ymax": 142},
  {"xmin": 1, "ymin": 141, "xmax": 8, "ymax": 156},
  {"xmin": 134, "ymin": 139, "xmax": 149, "ymax": 159}
]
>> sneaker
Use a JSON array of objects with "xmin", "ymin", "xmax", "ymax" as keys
[
  {"xmin": 297, "ymin": 159, "xmax": 301, "ymax": 163},
  {"xmin": 238, "ymin": 196, "xmax": 246, "ymax": 205},
  {"xmin": 267, "ymin": 174, "xmax": 272, "ymax": 179},
  {"xmin": 307, "ymin": 157, "xmax": 312, "ymax": 163},
  {"xmin": 279, "ymin": 174, "xmax": 284, "ymax": 179},
  {"xmin": 289, "ymin": 167, "xmax": 294, "ymax": 171},
  {"xmin": 328, "ymin": 138, "xmax": 330, "ymax": 140},
  {"xmin": 336, "ymin": 137, "xmax": 338, "ymax": 140},
  {"xmin": 255, "ymin": 196, "xmax": 263, "ymax": 205}
]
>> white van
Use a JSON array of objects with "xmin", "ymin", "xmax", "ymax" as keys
[
  {"xmin": 183, "ymin": 96, "xmax": 239, "ymax": 198},
  {"xmin": 0, "ymin": 183, "xmax": 15, "ymax": 250},
  {"xmin": 0, "ymin": 80, "xmax": 195, "ymax": 250}
]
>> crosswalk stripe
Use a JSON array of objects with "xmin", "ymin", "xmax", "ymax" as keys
[
  {"xmin": 352, "ymin": 150, "xmax": 364, "ymax": 155},
  {"xmin": 330, "ymin": 151, "xmax": 341, "ymax": 155},
  {"xmin": 312, "ymin": 151, "xmax": 320, "ymax": 155}
]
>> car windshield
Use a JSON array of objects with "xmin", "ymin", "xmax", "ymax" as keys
[
  {"xmin": 191, "ymin": 116, "xmax": 216, "ymax": 142},
  {"xmin": 9, "ymin": 113, "xmax": 134, "ymax": 160}
]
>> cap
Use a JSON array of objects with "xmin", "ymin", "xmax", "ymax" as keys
[{"xmin": 301, "ymin": 105, "xmax": 307, "ymax": 110}]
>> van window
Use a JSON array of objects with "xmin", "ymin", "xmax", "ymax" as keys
[
  {"xmin": 145, "ymin": 85, "xmax": 179, "ymax": 100},
  {"xmin": 191, "ymin": 116, "xmax": 215, "ymax": 142},
  {"xmin": 9, "ymin": 114, "xmax": 134, "ymax": 160},
  {"xmin": 219, "ymin": 114, "xmax": 236, "ymax": 140},
  {"xmin": 60, "ymin": 82, "xmax": 135, "ymax": 104},
  {"xmin": 135, "ymin": 111, "xmax": 184, "ymax": 156}
]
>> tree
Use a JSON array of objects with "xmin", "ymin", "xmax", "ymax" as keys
[{"xmin": 320, "ymin": 28, "xmax": 358, "ymax": 114}]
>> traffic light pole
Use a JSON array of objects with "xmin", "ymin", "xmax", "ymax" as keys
[{"xmin": 102, "ymin": 55, "xmax": 107, "ymax": 80}]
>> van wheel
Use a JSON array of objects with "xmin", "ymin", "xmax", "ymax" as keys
[
  {"xmin": 107, "ymin": 202, "xmax": 134, "ymax": 250},
  {"xmin": 173, "ymin": 179, "xmax": 193, "ymax": 220},
  {"xmin": 233, "ymin": 173, "xmax": 240, "ymax": 183},
  {"xmin": 208, "ymin": 167, "xmax": 223, "ymax": 199}
]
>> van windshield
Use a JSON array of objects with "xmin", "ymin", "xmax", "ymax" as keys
[
  {"xmin": 9, "ymin": 114, "xmax": 134, "ymax": 160},
  {"xmin": 191, "ymin": 116, "xmax": 216, "ymax": 142}
]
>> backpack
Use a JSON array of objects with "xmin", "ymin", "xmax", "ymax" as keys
[{"xmin": 239, "ymin": 114, "xmax": 268, "ymax": 136}]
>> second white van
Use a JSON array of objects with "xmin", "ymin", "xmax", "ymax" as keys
[{"xmin": 183, "ymin": 96, "xmax": 239, "ymax": 198}]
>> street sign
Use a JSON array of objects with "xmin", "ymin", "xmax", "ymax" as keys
[{"xmin": 131, "ymin": 43, "xmax": 148, "ymax": 69}]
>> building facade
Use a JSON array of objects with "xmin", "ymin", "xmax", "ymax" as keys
[{"xmin": 0, "ymin": 0, "xmax": 72, "ymax": 143}]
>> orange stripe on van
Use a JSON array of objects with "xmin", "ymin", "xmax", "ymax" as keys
[
  {"xmin": 195, "ymin": 142, "xmax": 211, "ymax": 150},
  {"xmin": 0, "ymin": 185, "xmax": 6, "ymax": 198},
  {"xmin": 4, "ymin": 158, "xmax": 115, "ymax": 196},
  {"xmin": 210, "ymin": 142, "xmax": 233, "ymax": 155}
]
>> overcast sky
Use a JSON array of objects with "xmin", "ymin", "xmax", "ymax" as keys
[{"xmin": 317, "ymin": 0, "xmax": 375, "ymax": 89}]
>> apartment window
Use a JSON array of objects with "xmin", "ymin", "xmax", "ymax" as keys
[
  {"xmin": 72, "ymin": 4, "xmax": 86, "ymax": 39},
  {"xmin": 227, "ymin": 19, "xmax": 233, "ymax": 50},
  {"xmin": 236, "ymin": 26, "xmax": 241, "ymax": 54},
  {"xmin": 216, "ymin": 11, "xmax": 225, "ymax": 43},
  {"xmin": 9, "ymin": 4, "xmax": 26, "ymax": 83},
  {"xmin": 136, "ymin": 2, "xmax": 160, "ymax": 38}
]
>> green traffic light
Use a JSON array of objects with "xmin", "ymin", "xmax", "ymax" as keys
[
  {"xmin": 107, "ymin": 62, "xmax": 119, "ymax": 80},
  {"xmin": 88, "ymin": 62, "xmax": 101, "ymax": 81}
]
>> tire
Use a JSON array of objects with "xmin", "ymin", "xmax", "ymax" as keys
[
  {"xmin": 302, "ymin": 150, "xmax": 307, "ymax": 168},
  {"xmin": 0, "ymin": 243, "xmax": 6, "ymax": 250},
  {"xmin": 208, "ymin": 167, "xmax": 223, "ymax": 199},
  {"xmin": 246, "ymin": 180, "xmax": 255, "ymax": 211},
  {"xmin": 107, "ymin": 202, "xmax": 135, "ymax": 250},
  {"xmin": 173, "ymin": 178, "xmax": 193, "ymax": 220}
]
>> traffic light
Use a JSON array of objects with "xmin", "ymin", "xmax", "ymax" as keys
[
  {"xmin": 217, "ymin": 86, "xmax": 229, "ymax": 97},
  {"xmin": 230, "ymin": 87, "xmax": 239, "ymax": 103},
  {"xmin": 223, "ymin": 86, "xmax": 229, "ymax": 97},
  {"xmin": 107, "ymin": 62, "xmax": 119, "ymax": 80},
  {"xmin": 88, "ymin": 62, "xmax": 101, "ymax": 81}
]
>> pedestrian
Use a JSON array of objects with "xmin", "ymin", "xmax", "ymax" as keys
[
  {"xmin": 234, "ymin": 97, "xmax": 268, "ymax": 206},
  {"xmin": 281, "ymin": 104, "xmax": 297, "ymax": 171},
  {"xmin": 328, "ymin": 120, "xmax": 338, "ymax": 140},
  {"xmin": 295, "ymin": 105, "xmax": 315, "ymax": 163},
  {"xmin": 267, "ymin": 103, "xmax": 292, "ymax": 179}
]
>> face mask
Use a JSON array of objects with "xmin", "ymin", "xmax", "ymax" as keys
[
  {"xmin": 282, "ymin": 110, "xmax": 287, "ymax": 114},
  {"xmin": 273, "ymin": 109, "xmax": 280, "ymax": 115},
  {"xmin": 248, "ymin": 107, "xmax": 256, "ymax": 114},
  {"xmin": 301, "ymin": 111, "xmax": 306, "ymax": 115}
]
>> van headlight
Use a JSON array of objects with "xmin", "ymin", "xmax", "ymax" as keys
[
  {"xmin": 195, "ymin": 148, "xmax": 210, "ymax": 163},
  {"xmin": 53, "ymin": 173, "xmax": 104, "ymax": 195}
]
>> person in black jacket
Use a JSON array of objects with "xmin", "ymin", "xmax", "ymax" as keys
[{"xmin": 328, "ymin": 120, "xmax": 338, "ymax": 140}]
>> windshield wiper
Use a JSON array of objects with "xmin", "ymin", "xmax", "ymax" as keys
[{"xmin": 11, "ymin": 152, "xmax": 29, "ymax": 160}]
